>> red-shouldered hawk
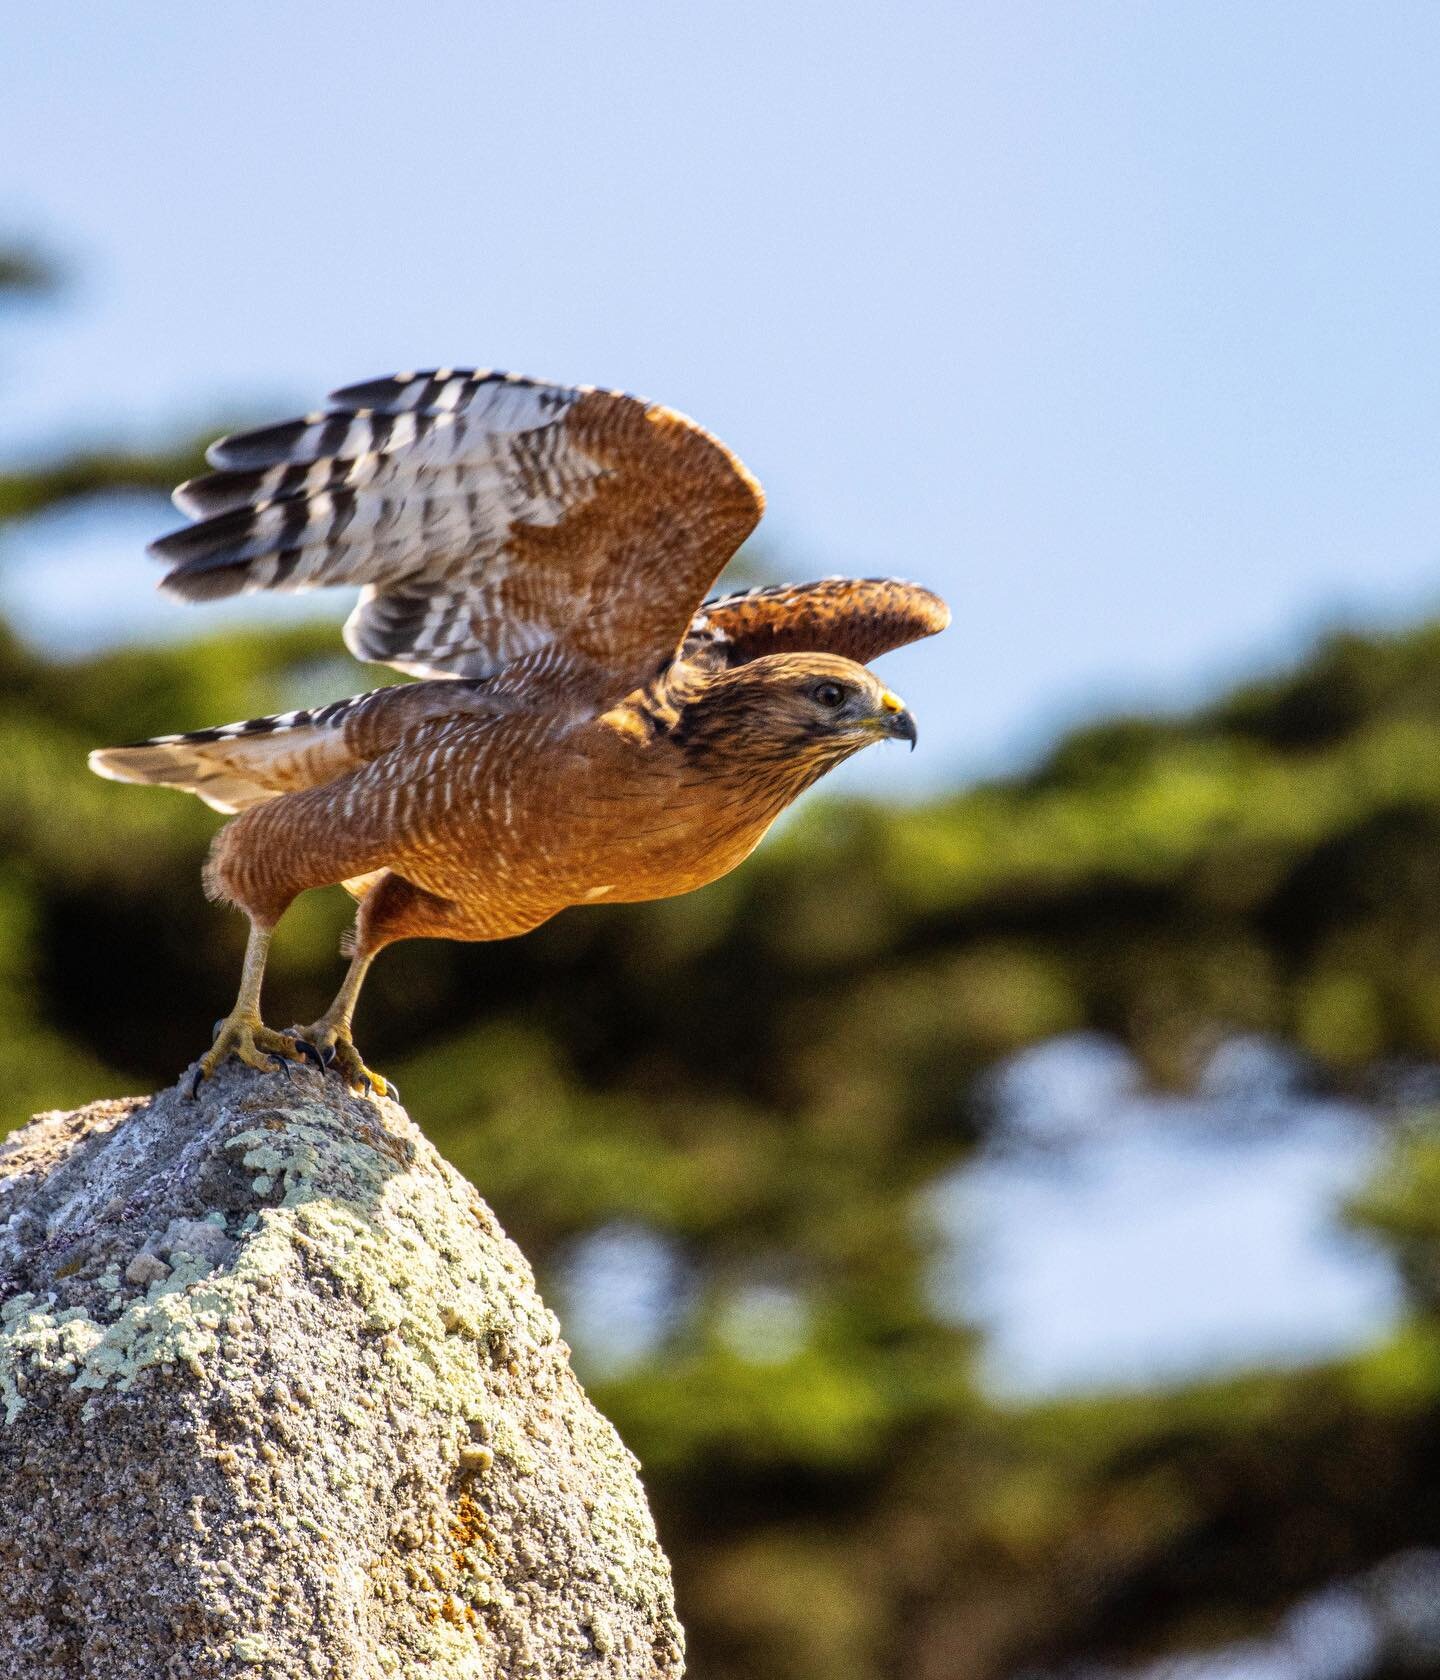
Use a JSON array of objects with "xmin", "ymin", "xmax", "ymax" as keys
[{"xmin": 90, "ymin": 371, "xmax": 948, "ymax": 1096}]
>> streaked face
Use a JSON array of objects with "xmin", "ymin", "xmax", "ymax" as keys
[
  {"xmin": 704, "ymin": 653, "xmax": 918, "ymax": 764},
  {"xmin": 784, "ymin": 663, "xmax": 918, "ymax": 753}
]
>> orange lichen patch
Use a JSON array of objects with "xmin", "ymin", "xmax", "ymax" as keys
[
  {"xmin": 449, "ymin": 1485, "xmax": 502, "ymax": 1572},
  {"xmin": 398, "ymin": 1483, "xmax": 506, "ymax": 1643}
]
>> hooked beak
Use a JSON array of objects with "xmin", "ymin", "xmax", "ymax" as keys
[{"xmin": 877, "ymin": 690, "xmax": 918, "ymax": 751}]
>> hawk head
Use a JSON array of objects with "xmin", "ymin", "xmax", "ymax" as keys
[{"xmin": 674, "ymin": 652, "xmax": 918, "ymax": 785}]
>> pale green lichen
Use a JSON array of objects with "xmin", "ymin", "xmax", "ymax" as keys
[
  {"xmin": 0, "ymin": 1106, "xmax": 558, "ymax": 1452},
  {"xmin": 489, "ymin": 1412, "xmax": 538, "ymax": 1476},
  {"xmin": 0, "ymin": 1302, "xmax": 107, "ymax": 1419}
]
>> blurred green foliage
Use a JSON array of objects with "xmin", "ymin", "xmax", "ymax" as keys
[
  {"xmin": 0, "ymin": 242, "xmax": 59, "ymax": 297},
  {"xmin": 5, "ymin": 247, "xmax": 1440, "ymax": 1675},
  {"xmin": 5, "ymin": 595, "xmax": 1440, "ymax": 1676},
  {"xmin": 0, "ymin": 437, "xmax": 211, "ymax": 524}
]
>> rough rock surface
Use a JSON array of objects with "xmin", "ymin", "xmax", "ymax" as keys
[{"xmin": 0, "ymin": 1066, "xmax": 683, "ymax": 1679}]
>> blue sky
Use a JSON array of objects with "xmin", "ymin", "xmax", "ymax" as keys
[
  {"xmin": 5, "ymin": 1, "xmax": 1440, "ymax": 795},
  {"xmin": 941, "ymin": 1036, "xmax": 1398, "ymax": 1396}
]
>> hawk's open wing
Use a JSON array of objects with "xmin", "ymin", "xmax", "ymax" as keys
[
  {"xmin": 687, "ymin": 577, "xmax": 950, "ymax": 667},
  {"xmin": 151, "ymin": 370, "xmax": 763, "ymax": 699}
]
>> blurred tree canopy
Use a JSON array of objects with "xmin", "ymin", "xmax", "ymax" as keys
[
  {"xmin": 0, "ymin": 244, "xmax": 59, "ymax": 297},
  {"xmin": 4, "ymin": 250, "xmax": 1440, "ymax": 1678}
]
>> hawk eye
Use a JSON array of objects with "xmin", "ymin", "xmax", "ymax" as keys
[{"xmin": 811, "ymin": 681, "xmax": 846, "ymax": 709}]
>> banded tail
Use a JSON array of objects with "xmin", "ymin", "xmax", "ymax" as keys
[{"xmin": 88, "ymin": 699, "xmax": 368, "ymax": 814}]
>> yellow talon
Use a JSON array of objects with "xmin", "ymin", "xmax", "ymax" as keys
[
  {"xmin": 333, "ymin": 1038, "xmax": 394, "ymax": 1100},
  {"xmin": 294, "ymin": 1021, "xmax": 394, "ymax": 1101},
  {"xmin": 189, "ymin": 1015, "xmax": 304, "ymax": 1097}
]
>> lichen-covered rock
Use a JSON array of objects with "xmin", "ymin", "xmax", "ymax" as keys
[{"xmin": 0, "ymin": 1067, "xmax": 684, "ymax": 1679}]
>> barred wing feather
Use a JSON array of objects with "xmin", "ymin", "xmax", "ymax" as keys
[
  {"xmin": 152, "ymin": 370, "xmax": 763, "ymax": 699},
  {"xmin": 688, "ymin": 577, "xmax": 950, "ymax": 667}
]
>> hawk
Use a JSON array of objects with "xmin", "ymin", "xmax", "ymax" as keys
[{"xmin": 90, "ymin": 371, "xmax": 949, "ymax": 1095}]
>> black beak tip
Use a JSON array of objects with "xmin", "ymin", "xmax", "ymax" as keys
[{"xmin": 889, "ymin": 709, "xmax": 918, "ymax": 750}]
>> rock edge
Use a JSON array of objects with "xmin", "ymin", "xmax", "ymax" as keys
[{"xmin": 0, "ymin": 1065, "xmax": 683, "ymax": 1679}]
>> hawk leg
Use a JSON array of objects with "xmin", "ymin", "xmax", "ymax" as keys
[
  {"xmin": 294, "ymin": 947, "xmax": 394, "ymax": 1100},
  {"xmin": 296, "ymin": 875, "xmax": 465, "ymax": 1101},
  {"xmin": 189, "ymin": 920, "xmax": 305, "ymax": 1096},
  {"xmin": 295, "ymin": 874, "xmax": 464, "ymax": 1099}
]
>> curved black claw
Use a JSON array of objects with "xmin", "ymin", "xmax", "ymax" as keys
[
  {"xmin": 383, "ymin": 1078, "xmax": 400, "ymax": 1103},
  {"xmin": 212, "ymin": 1018, "xmax": 227, "ymax": 1043},
  {"xmin": 292, "ymin": 1038, "xmax": 326, "ymax": 1072},
  {"xmin": 187, "ymin": 1067, "xmax": 204, "ymax": 1101}
]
